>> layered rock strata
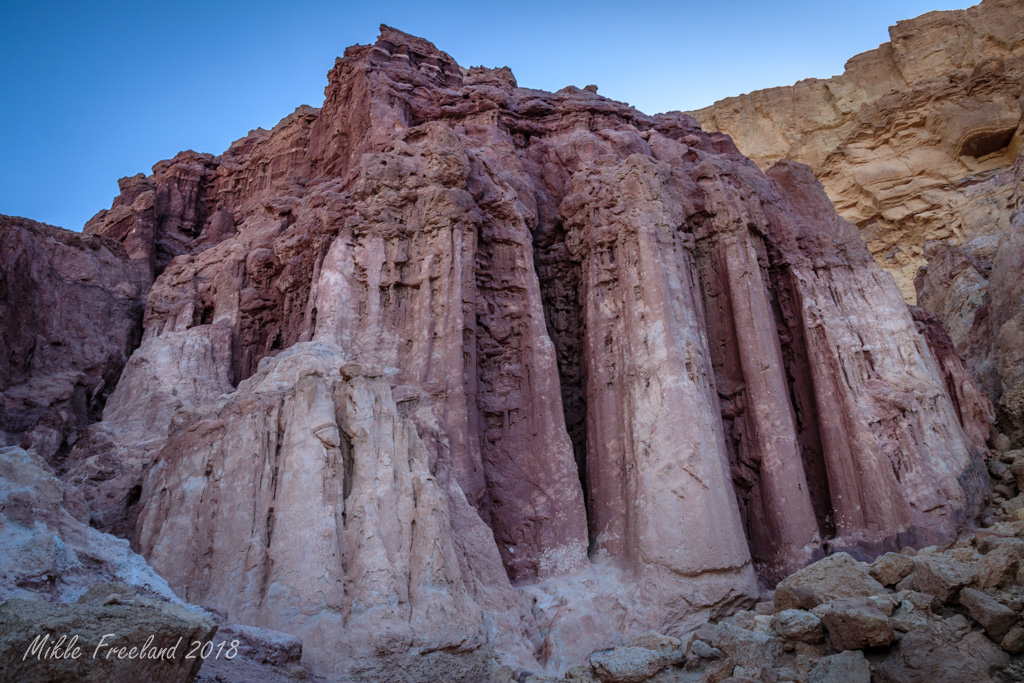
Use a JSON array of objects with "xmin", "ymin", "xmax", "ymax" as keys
[
  {"xmin": 0, "ymin": 24, "xmax": 994, "ymax": 681},
  {"xmin": 688, "ymin": 0, "xmax": 1024, "ymax": 434}
]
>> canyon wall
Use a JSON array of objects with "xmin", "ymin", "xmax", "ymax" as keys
[
  {"xmin": 0, "ymin": 22, "xmax": 995, "ymax": 681},
  {"xmin": 689, "ymin": 0, "xmax": 1024, "ymax": 436},
  {"xmin": 0, "ymin": 216, "xmax": 143, "ymax": 463}
]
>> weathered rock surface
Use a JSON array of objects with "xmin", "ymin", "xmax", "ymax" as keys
[
  {"xmin": 308, "ymin": 120, "xmax": 589, "ymax": 581},
  {"xmin": 959, "ymin": 586, "xmax": 1017, "ymax": 639},
  {"xmin": 589, "ymin": 646, "xmax": 665, "ymax": 683},
  {"xmin": 0, "ymin": 216, "xmax": 143, "ymax": 462},
  {"xmin": 1, "ymin": 20, "xmax": 998, "ymax": 682},
  {"xmin": 61, "ymin": 323, "xmax": 236, "ymax": 538},
  {"xmin": 136, "ymin": 342, "xmax": 538, "ymax": 679},
  {"xmin": 808, "ymin": 651, "xmax": 871, "ymax": 683},
  {"xmin": 0, "ymin": 596, "xmax": 216, "ymax": 683},
  {"xmin": 818, "ymin": 597, "xmax": 895, "ymax": 650},
  {"xmin": 689, "ymin": 0, "xmax": 1024, "ymax": 437},
  {"xmin": 774, "ymin": 553, "xmax": 885, "ymax": 610},
  {"xmin": 913, "ymin": 553, "xmax": 977, "ymax": 603},
  {"xmin": 0, "ymin": 446, "xmax": 175, "ymax": 603},
  {"xmin": 915, "ymin": 175, "xmax": 1024, "ymax": 437},
  {"xmin": 874, "ymin": 613, "xmax": 1010, "ymax": 682},
  {"xmin": 771, "ymin": 609, "xmax": 823, "ymax": 644},
  {"xmin": 870, "ymin": 552, "xmax": 916, "ymax": 587}
]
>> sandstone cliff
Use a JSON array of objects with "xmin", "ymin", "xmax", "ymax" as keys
[
  {"xmin": 0, "ymin": 23, "xmax": 995, "ymax": 682},
  {"xmin": 689, "ymin": 0, "xmax": 1024, "ymax": 436}
]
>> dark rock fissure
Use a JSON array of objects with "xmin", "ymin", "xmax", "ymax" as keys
[
  {"xmin": 767, "ymin": 258, "xmax": 836, "ymax": 540},
  {"xmin": 533, "ymin": 224, "xmax": 593, "ymax": 548}
]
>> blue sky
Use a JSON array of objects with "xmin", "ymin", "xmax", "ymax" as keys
[{"xmin": 1, "ymin": 1, "xmax": 973, "ymax": 232}]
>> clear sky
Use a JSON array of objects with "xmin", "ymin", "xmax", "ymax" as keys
[{"xmin": 1, "ymin": 0, "xmax": 974, "ymax": 232}]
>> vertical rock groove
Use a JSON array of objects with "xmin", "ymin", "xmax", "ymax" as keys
[{"xmin": 533, "ymin": 225, "xmax": 591, "ymax": 539}]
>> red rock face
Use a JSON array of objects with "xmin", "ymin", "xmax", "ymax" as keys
[
  {"xmin": 762, "ymin": 162, "xmax": 989, "ymax": 555},
  {"xmin": 33, "ymin": 24, "xmax": 991, "ymax": 679},
  {"xmin": 560, "ymin": 153, "xmax": 753, "ymax": 577},
  {"xmin": 0, "ymin": 215, "xmax": 143, "ymax": 463},
  {"xmin": 308, "ymin": 121, "xmax": 589, "ymax": 581}
]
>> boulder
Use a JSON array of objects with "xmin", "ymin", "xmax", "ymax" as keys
[
  {"xmin": 1008, "ymin": 463, "xmax": 1024, "ymax": 492},
  {"xmin": 774, "ymin": 553, "xmax": 885, "ymax": 610},
  {"xmin": 711, "ymin": 622, "xmax": 779, "ymax": 676},
  {"xmin": 1001, "ymin": 495, "xmax": 1024, "ymax": 517},
  {"xmin": 771, "ymin": 609, "xmax": 824, "ymax": 643},
  {"xmin": 0, "ymin": 597, "xmax": 216, "ymax": 683},
  {"xmin": 808, "ymin": 650, "xmax": 871, "ymax": 683},
  {"xmin": 1001, "ymin": 627, "xmax": 1024, "ymax": 654},
  {"xmin": 913, "ymin": 554, "xmax": 977, "ymax": 603},
  {"xmin": 688, "ymin": 639, "xmax": 723, "ymax": 661},
  {"xmin": 627, "ymin": 631, "xmax": 681, "ymax": 654},
  {"xmin": 976, "ymin": 546, "xmax": 1019, "ymax": 588},
  {"xmin": 870, "ymin": 553, "xmax": 915, "ymax": 586},
  {"xmin": 959, "ymin": 588, "xmax": 1017, "ymax": 640},
  {"xmin": 588, "ymin": 647, "xmax": 665, "ymax": 683},
  {"xmin": 819, "ymin": 597, "xmax": 895, "ymax": 650},
  {"xmin": 874, "ymin": 616, "xmax": 1009, "ymax": 682}
]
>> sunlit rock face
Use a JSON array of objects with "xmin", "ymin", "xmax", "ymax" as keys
[
  {"xmin": 4, "ymin": 22, "xmax": 989, "ymax": 680},
  {"xmin": 689, "ymin": 0, "xmax": 1024, "ymax": 437}
]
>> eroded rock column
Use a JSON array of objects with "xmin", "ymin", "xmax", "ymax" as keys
[
  {"xmin": 764, "ymin": 161, "xmax": 989, "ymax": 553},
  {"xmin": 137, "ymin": 343, "xmax": 538, "ymax": 679},
  {"xmin": 311, "ymin": 122, "xmax": 587, "ymax": 581},
  {"xmin": 692, "ymin": 166, "xmax": 821, "ymax": 581},
  {"xmin": 561, "ymin": 154, "xmax": 751, "ymax": 577}
]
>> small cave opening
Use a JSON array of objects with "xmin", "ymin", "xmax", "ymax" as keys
[{"xmin": 125, "ymin": 484, "xmax": 142, "ymax": 510}]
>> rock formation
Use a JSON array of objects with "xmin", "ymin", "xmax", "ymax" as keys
[
  {"xmin": 0, "ymin": 445, "xmax": 323, "ymax": 682},
  {"xmin": 0, "ymin": 19, "xmax": 998, "ymax": 683},
  {"xmin": 688, "ymin": 0, "xmax": 1024, "ymax": 436},
  {"xmin": 135, "ymin": 343, "xmax": 538, "ymax": 679}
]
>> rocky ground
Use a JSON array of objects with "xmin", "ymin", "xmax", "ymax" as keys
[
  {"xmin": 510, "ymin": 440, "xmax": 1024, "ymax": 683},
  {"xmin": 0, "ymin": 443, "xmax": 323, "ymax": 683}
]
